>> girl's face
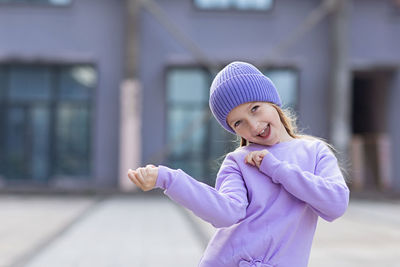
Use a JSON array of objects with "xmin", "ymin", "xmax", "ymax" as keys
[{"xmin": 226, "ymin": 101, "xmax": 292, "ymax": 146}]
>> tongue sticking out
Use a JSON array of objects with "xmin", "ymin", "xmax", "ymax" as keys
[{"xmin": 259, "ymin": 125, "xmax": 270, "ymax": 138}]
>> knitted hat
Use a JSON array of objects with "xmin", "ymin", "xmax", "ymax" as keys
[{"xmin": 209, "ymin": 61, "xmax": 282, "ymax": 134}]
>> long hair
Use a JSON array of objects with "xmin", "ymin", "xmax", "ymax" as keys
[
  {"xmin": 238, "ymin": 102, "xmax": 348, "ymax": 179},
  {"xmin": 239, "ymin": 103, "xmax": 336, "ymax": 152}
]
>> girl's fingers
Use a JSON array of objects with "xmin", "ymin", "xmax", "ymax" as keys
[
  {"xmin": 245, "ymin": 152, "xmax": 264, "ymax": 168},
  {"xmin": 245, "ymin": 152, "xmax": 257, "ymax": 166},
  {"xmin": 256, "ymin": 154, "xmax": 262, "ymax": 166},
  {"xmin": 245, "ymin": 151, "xmax": 268, "ymax": 167},
  {"xmin": 131, "ymin": 168, "xmax": 142, "ymax": 185},
  {"xmin": 137, "ymin": 168, "xmax": 147, "ymax": 183},
  {"xmin": 127, "ymin": 170, "xmax": 135, "ymax": 181},
  {"xmin": 255, "ymin": 159, "xmax": 262, "ymax": 168},
  {"xmin": 257, "ymin": 153, "xmax": 265, "ymax": 167},
  {"xmin": 128, "ymin": 171, "xmax": 143, "ymax": 189},
  {"xmin": 245, "ymin": 154, "xmax": 254, "ymax": 166},
  {"xmin": 251, "ymin": 157, "xmax": 258, "ymax": 167},
  {"xmin": 251, "ymin": 152, "xmax": 259, "ymax": 165},
  {"xmin": 127, "ymin": 172, "xmax": 134, "ymax": 182},
  {"xmin": 128, "ymin": 166, "xmax": 157, "ymax": 191}
]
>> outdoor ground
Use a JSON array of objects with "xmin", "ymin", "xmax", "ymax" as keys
[{"xmin": 1, "ymin": 192, "xmax": 400, "ymax": 267}]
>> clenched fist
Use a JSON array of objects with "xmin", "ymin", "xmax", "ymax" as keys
[
  {"xmin": 127, "ymin": 165, "xmax": 158, "ymax": 191},
  {"xmin": 245, "ymin": 149, "xmax": 269, "ymax": 168}
]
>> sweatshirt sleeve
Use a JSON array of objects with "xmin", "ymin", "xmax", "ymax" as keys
[
  {"xmin": 259, "ymin": 141, "xmax": 350, "ymax": 222},
  {"xmin": 155, "ymin": 154, "xmax": 249, "ymax": 228}
]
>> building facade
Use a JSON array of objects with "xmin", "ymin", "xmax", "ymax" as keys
[
  {"xmin": 0, "ymin": 0, "xmax": 399, "ymax": 191},
  {"xmin": 0, "ymin": 0, "xmax": 125, "ymax": 189}
]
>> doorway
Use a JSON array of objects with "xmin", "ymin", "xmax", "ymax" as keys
[{"xmin": 350, "ymin": 69, "xmax": 393, "ymax": 191}]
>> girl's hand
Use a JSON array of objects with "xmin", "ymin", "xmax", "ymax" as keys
[
  {"xmin": 245, "ymin": 149, "xmax": 269, "ymax": 168},
  {"xmin": 127, "ymin": 165, "xmax": 158, "ymax": 191}
]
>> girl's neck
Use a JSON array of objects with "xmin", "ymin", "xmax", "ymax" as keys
[{"xmin": 277, "ymin": 123, "xmax": 295, "ymax": 144}]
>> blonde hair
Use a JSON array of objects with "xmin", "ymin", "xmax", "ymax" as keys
[
  {"xmin": 238, "ymin": 103, "xmax": 345, "ymax": 164},
  {"xmin": 210, "ymin": 102, "xmax": 350, "ymax": 185},
  {"xmin": 237, "ymin": 102, "xmax": 349, "ymax": 180},
  {"xmin": 239, "ymin": 103, "xmax": 318, "ymax": 146}
]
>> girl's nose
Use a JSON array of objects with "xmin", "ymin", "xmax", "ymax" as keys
[{"xmin": 248, "ymin": 120, "xmax": 261, "ymax": 135}]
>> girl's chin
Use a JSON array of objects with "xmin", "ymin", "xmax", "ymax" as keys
[{"xmin": 250, "ymin": 138, "xmax": 278, "ymax": 146}]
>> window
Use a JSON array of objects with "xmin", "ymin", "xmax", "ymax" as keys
[
  {"xmin": 0, "ymin": 66, "xmax": 5, "ymax": 100},
  {"xmin": 166, "ymin": 67, "xmax": 235, "ymax": 185},
  {"xmin": 0, "ymin": 64, "xmax": 96, "ymax": 182},
  {"xmin": 0, "ymin": 67, "xmax": 7, "ymax": 178},
  {"xmin": 194, "ymin": 0, "xmax": 273, "ymax": 11},
  {"xmin": 0, "ymin": 0, "xmax": 71, "ymax": 5},
  {"xmin": 263, "ymin": 69, "xmax": 299, "ymax": 109},
  {"xmin": 54, "ymin": 66, "xmax": 95, "ymax": 177}
]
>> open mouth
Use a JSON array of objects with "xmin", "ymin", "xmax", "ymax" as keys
[{"xmin": 257, "ymin": 124, "xmax": 270, "ymax": 138}]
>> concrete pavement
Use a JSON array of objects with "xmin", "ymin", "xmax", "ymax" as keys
[
  {"xmin": 0, "ymin": 194, "xmax": 97, "ymax": 267},
  {"xmin": 310, "ymin": 199, "xmax": 400, "ymax": 267},
  {"xmin": 1, "ymin": 192, "xmax": 400, "ymax": 267}
]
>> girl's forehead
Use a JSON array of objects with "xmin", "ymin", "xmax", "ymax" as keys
[
  {"xmin": 236, "ymin": 102, "xmax": 254, "ymax": 110},
  {"xmin": 227, "ymin": 101, "xmax": 267, "ymax": 122},
  {"xmin": 229, "ymin": 102, "xmax": 252, "ymax": 116},
  {"xmin": 234, "ymin": 101, "xmax": 258, "ymax": 109},
  {"xmin": 232, "ymin": 101, "xmax": 270, "ymax": 111}
]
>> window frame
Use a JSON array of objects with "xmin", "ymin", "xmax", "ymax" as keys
[
  {"xmin": 164, "ymin": 65, "xmax": 213, "ymax": 182},
  {"xmin": 0, "ymin": 63, "xmax": 96, "ymax": 183},
  {"xmin": 0, "ymin": 0, "xmax": 73, "ymax": 7},
  {"xmin": 192, "ymin": 0, "xmax": 275, "ymax": 13}
]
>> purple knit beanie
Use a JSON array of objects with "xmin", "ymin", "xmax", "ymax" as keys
[{"xmin": 209, "ymin": 61, "xmax": 282, "ymax": 134}]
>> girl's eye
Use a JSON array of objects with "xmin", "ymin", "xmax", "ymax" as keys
[
  {"xmin": 234, "ymin": 121, "xmax": 241, "ymax": 128},
  {"xmin": 251, "ymin": 105, "xmax": 259, "ymax": 112}
]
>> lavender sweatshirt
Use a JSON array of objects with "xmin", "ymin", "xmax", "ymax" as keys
[{"xmin": 156, "ymin": 138, "xmax": 350, "ymax": 267}]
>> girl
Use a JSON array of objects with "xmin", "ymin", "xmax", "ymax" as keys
[{"xmin": 128, "ymin": 61, "xmax": 350, "ymax": 267}]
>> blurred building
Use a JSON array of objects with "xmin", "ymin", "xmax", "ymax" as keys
[
  {"xmin": 0, "ymin": 0, "xmax": 125, "ymax": 189},
  {"xmin": 0, "ymin": 0, "xmax": 399, "ymax": 192}
]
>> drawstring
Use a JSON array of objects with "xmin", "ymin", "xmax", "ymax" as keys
[{"xmin": 238, "ymin": 259, "xmax": 274, "ymax": 267}]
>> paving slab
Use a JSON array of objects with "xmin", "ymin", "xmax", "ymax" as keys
[
  {"xmin": 22, "ymin": 195, "xmax": 204, "ymax": 267},
  {"xmin": 2, "ymin": 194, "xmax": 400, "ymax": 267},
  {"xmin": 0, "ymin": 195, "xmax": 97, "ymax": 267},
  {"xmin": 309, "ymin": 199, "xmax": 400, "ymax": 267}
]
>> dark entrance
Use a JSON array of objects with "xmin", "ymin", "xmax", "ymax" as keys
[{"xmin": 350, "ymin": 69, "xmax": 393, "ymax": 191}]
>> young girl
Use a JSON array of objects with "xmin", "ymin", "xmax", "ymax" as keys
[{"xmin": 128, "ymin": 61, "xmax": 350, "ymax": 267}]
